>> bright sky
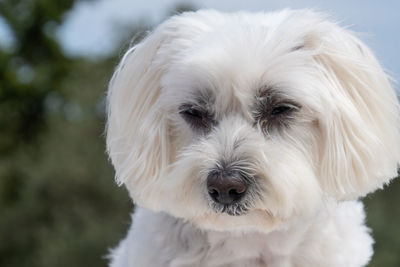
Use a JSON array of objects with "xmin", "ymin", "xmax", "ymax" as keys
[{"xmin": 1, "ymin": 0, "xmax": 399, "ymax": 78}]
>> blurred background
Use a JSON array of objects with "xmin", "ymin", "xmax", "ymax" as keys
[{"xmin": 0, "ymin": 0, "xmax": 399, "ymax": 266}]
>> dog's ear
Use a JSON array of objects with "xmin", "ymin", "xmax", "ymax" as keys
[
  {"xmin": 309, "ymin": 24, "xmax": 400, "ymax": 199},
  {"xmin": 106, "ymin": 29, "xmax": 171, "ymax": 191},
  {"xmin": 106, "ymin": 14, "xmax": 199, "ymax": 199}
]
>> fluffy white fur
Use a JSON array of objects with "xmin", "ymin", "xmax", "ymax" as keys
[{"xmin": 106, "ymin": 9, "xmax": 400, "ymax": 267}]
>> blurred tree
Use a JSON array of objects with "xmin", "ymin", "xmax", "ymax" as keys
[
  {"xmin": 0, "ymin": 0, "xmax": 79, "ymax": 154},
  {"xmin": 0, "ymin": 1, "xmax": 75, "ymax": 265},
  {"xmin": 167, "ymin": 2, "xmax": 197, "ymax": 16},
  {"xmin": 364, "ymin": 178, "xmax": 400, "ymax": 267},
  {"xmin": 0, "ymin": 57, "xmax": 133, "ymax": 267},
  {"xmin": 0, "ymin": 1, "xmax": 132, "ymax": 266},
  {"xmin": 0, "ymin": 0, "xmax": 69, "ymax": 264}
]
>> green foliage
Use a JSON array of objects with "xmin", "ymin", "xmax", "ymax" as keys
[
  {"xmin": 0, "ymin": 57, "xmax": 132, "ymax": 266},
  {"xmin": 0, "ymin": 1, "xmax": 132, "ymax": 266},
  {"xmin": 364, "ymin": 178, "xmax": 400, "ymax": 267},
  {"xmin": 0, "ymin": 0, "xmax": 76, "ymax": 153}
]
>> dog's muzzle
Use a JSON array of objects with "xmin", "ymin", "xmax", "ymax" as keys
[{"xmin": 206, "ymin": 169, "xmax": 248, "ymax": 205}]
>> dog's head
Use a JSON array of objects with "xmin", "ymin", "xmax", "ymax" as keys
[{"xmin": 106, "ymin": 9, "xmax": 400, "ymax": 232}]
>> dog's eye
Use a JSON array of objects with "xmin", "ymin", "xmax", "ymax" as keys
[
  {"xmin": 253, "ymin": 101, "xmax": 301, "ymax": 134},
  {"xmin": 182, "ymin": 107, "xmax": 203, "ymax": 119},
  {"xmin": 179, "ymin": 105, "xmax": 212, "ymax": 130},
  {"xmin": 270, "ymin": 105, "xmax": 296, "ymax": 116}
]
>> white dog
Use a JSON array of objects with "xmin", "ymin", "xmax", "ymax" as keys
[{"xmin": 106, "ymin": 9, "xmax": 400, "ymax": 267}]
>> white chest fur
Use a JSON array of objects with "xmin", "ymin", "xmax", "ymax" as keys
[{"xmin": 109, "ymin": 201, "xmax": 373, "ymax": 267}]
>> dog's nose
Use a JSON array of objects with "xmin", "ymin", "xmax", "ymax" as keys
[{"xmin": 207, "ymin": 172, "xmax": 247, "ymax": 205}]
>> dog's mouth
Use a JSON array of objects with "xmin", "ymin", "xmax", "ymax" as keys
[{"xmin": 210, "ymin": 201, "xmax": 250, "ymax": 216}]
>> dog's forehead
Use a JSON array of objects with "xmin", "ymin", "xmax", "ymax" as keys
[{"xmin": 161, "ymin": 17, "xmax": 319, "ymax": 115}]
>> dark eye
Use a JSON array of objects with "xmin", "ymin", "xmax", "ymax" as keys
[
  {"xmin": 270, "ymin": 105, "xmax": 294, "ymax": 116},
  {"xmin": 179, "ymin": 105, "xmax": 212, "ymax": 130},
  {"xmin": 181, "ymin": 107, "xmax": 203, "ymax": 119}
]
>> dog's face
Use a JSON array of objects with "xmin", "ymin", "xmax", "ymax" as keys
[{"xmin": 107, "ymin": 10, "xmax": 400, "ymax": 232}]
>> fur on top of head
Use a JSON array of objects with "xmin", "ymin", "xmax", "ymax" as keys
[{"xmin": 106, "ymin": 9, "xmax": 400, "ymax": 232}]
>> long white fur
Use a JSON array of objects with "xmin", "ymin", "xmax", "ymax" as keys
[{"xmin": 106, "ymin": 9, "xmax": 400, "ymax": 267}]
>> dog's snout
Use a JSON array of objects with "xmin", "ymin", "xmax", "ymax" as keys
[{"xmin": 207, "ymin": 171, "xmax": 247, "ymax": 205}]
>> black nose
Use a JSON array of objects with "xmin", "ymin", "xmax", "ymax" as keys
[{"xmin": 207, "ymin": 171, "xmax": 247, "ymax": 205}]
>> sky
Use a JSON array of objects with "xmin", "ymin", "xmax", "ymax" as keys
[
  {"xmin": 1, "ymin": 0, "xmax": 399, "ymax": 79},
  {"xmin": 57, "ymin": 0, "xmax": 400, "ymax": 79}
]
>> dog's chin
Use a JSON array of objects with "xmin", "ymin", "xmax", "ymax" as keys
[{"xmin": 189, "ymin": 207, "xmax": 282, "ymax": 233}]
